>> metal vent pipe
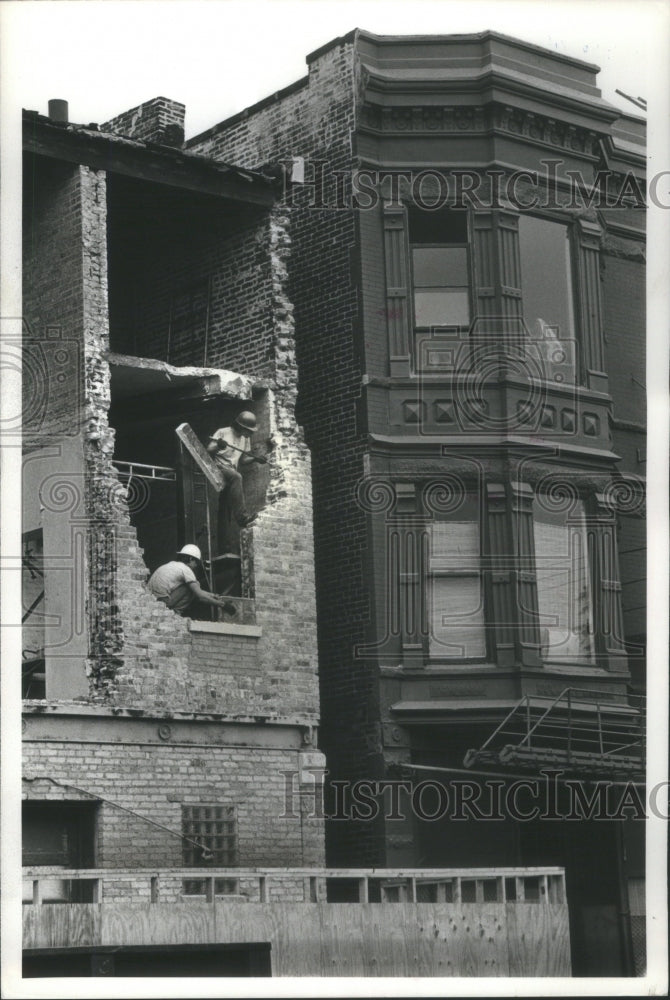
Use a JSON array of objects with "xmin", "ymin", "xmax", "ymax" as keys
[{"xmin": 48, "ymin": 99, "xmax": 68, "ymax": 123}]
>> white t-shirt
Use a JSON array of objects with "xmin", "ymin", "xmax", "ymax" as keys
[
  {"xmin": 210, "ymin": 426, "xmax": 250, "ymax": 470},
  {"xmin": 148, "ymin": 560, "xmax": 197, "ymax": 612}
]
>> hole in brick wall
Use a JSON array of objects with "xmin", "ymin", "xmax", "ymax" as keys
[
  {"xmin": 108, "ymin": 364, "xmax": 243, "ymax": 576},
  {"xmin": 105, "ymin": 171, "xmax": 268, "ymax": 372},
  {"xmin": 108, "ymin": 365, "xmax": 270, "ymax": 607}
]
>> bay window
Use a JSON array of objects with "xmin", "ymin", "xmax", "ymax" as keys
[
  {"xmin": 426, "ymin": 496, "xmax": 486, "ymax": 659},
  {"xmin": 518, "ymin": 215, "xmax": 575, "ymax": 340},
  {"xmin": 409, "ymin": 206, "xmax": 471, "ymax": 331},
  {"xmin": 533, "ymin": 496, "xmax": 595, "ymax": 662}
]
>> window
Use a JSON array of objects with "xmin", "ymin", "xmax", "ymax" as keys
[
  {"xmin": 182, "ymin": 804, "xmax": 238, "ymax": 896},
  {"xmin": 22, "ymin": 801, "xmax": 97, "ymax": 902},
  {"xmin": 519, "ymin": 215, "xmax": 575, "ymax": 342},
  {"xmin": 409, "ymin": 207, "xmax": 470, "ymax": 330},
  {"xmin": 533, "ymin": 497, "xmax": 594, "ymax": 662},
  {"xmin": 426, "ymin": 498, "xmax": 486, "ymax": 659}
]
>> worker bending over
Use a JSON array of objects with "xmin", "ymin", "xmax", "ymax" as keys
[{"xmin": 148, "ymin": 544, "xmax": 235, "ymax": 617}]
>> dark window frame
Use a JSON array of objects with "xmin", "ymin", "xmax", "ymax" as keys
[
  {"xmin": 421, "ymin": 490, "xmax": 488, "ymax": 664},
  {"xmin": 408, "ymin": 205, "xmax": 473, "ymax": 338},
  {"xmin": 532, "ymin": 493, "xmax": 596, "ymax": 665},
  {"xmin": 517, "ymin": 210, "xmax": 582, "ymax": 381}
]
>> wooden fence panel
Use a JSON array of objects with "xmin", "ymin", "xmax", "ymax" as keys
[
  {"xmin": 101, "ymin": 903, "xmax": 215, "ymax": 948},
  {"xmin": 23, "ymin": 904, "xmax": 101, "ymax": 951},
  {"xmin": 506, "ymin": 903, "xmax": 571, "ymax": 977},
  {"xmin": 24, "ymin": 900, "xmax": 571, "ymax": 977}
]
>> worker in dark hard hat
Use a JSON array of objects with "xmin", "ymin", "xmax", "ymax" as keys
[
  {"xmin": 148, "ymin": 544, "xmax": 236, "ymax": 616},
  {"xmin": 206, "ymin": 410, "xmax": 258, "ymax": 528}
]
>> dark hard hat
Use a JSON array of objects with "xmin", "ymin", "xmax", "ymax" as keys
[{"xmin": 234, "ymin": 410, "xmax": 257, "ymax": 432}]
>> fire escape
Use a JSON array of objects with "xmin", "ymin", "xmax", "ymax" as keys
[{"xmin": 464, "ymin": 687, "xmax": 645, "ymax": 783}]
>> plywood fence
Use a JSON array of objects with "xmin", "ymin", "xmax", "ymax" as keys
[{"xmin": 23, "ymin": 901, "xmax": 571, "ymax": 977}]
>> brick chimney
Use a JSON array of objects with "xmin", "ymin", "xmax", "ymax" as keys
[{"xmin": 101, "ymin": 97, "xmax": 185, "ymax": 147}]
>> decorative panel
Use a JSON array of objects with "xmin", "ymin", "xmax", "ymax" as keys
[{"xmin": 383, "ymin": 203, "xmax": 411, "ymax": 376}]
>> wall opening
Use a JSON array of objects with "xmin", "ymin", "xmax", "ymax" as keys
[
  {"xmin": 105, "ymin": 171, "xmax": 270, "ymax": 375},
  {"xmin": 23, "ymin": 800, "xmax": 99, "ymax": 903}
]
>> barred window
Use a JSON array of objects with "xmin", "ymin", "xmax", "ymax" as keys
[{"xmin": 182, "ymin": 804, "xmax": 238, "ymax": 896}]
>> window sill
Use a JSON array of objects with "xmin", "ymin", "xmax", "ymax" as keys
[
  {"xmin": 541, "ymin": 660, "xmax": 604, "ymax": 672},
  {"xmin": 188, "ymin": 620, "xmax": 262, "ymax": 638}
]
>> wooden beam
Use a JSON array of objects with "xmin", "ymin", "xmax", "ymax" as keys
[{"xmin": 24, "ymin": 121, "xmax": 276, "ymax": 207}]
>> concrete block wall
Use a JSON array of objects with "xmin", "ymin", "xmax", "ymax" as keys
[{"xmin": 190, "ymin": 39, "xmax": 384, "ymax": 862}]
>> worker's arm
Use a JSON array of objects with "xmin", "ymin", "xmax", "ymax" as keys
[{"xmin": 188, "ymin": 582, "xmax": 236, "ymax": 613}]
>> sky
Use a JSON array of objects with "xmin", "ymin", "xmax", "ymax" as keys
[{"xmin": 1, "ymin": 0, "xmax": 666, "ymax": 140}]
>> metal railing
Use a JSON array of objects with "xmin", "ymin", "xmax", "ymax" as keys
[
  {"xmin": 112, "ymin": 460, "xmax": 176, "ymax": 482},
  {"xmin": 464, "ymin": 687, "xmax": 645, "ymax": 780},
  {"xmin": 22, "ymin": 866, "xmax": 566, "ymax": 906}
]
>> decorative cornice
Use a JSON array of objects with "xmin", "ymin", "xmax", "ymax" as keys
[
  {"xmin": 359, "ymin": 100, "xmax": 608, "ymax": 157},
  {"xmin": 601, "ymin": 232, "xmax": 646, "ymax": 261}
]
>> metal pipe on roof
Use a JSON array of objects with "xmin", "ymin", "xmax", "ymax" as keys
[{"xmin": 48, "ymin": 100, "xmax": 68, "ymax": 123}]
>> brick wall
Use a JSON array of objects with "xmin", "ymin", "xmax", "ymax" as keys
[
  {"xmin": 22, "ymin": 155, "xmax": 85, "ymax": 444},
  {"xmin": 24, "ymin": 151, "xmax": 320, "ymax": 721},
  {"xmin": 102, "ymin": 97, "xmax": 185, "ymax": 147},
  {"xmin": 189, "ymin": 41, "xmax": 385, "ymax": 863},
  {"xmin": 106, "ymin": 174, "xmax": 275, "ymax": 378},
  {"xmin": 23, "ymin": 741, "xmax": 325, "ymax": 898}
]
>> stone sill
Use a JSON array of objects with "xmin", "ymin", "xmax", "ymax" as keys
[{"xmin": 188, "ymin": 620, "xmax": 262, "ymax": 638}]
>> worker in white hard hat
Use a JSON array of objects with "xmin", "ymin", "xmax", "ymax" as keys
[
  {"xmin": 206, "ymin": 410, "xmax": 259, "ymax": 529},
  {"xmin": 148, "ymin": 544, "xmax": 236, "ymax": 616}
]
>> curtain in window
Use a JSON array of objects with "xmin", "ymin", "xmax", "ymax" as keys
[
  {"xmin": 427, "ymin": 521, "xmax": 486, "ymax": 658},
  {"xmin": 533, "ymin": 501, "xmax": 594, "ymax": 662}
]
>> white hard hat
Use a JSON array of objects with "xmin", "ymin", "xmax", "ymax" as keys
[{"xmin": 177, "ymin": 544, "xmax": 202, "ymax": 562}]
